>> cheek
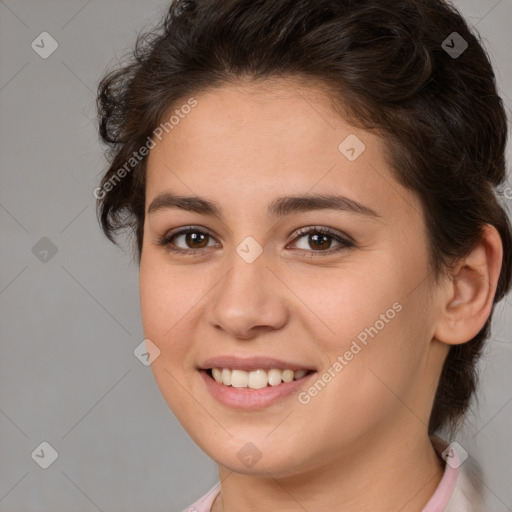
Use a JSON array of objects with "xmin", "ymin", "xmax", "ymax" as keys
[
  {"xmin": 139, "ymin": 255, "xmax": 206, "ymax": 425},
  {"xmin": 302, "ymin": 264, "xmax": 404, "ymax": 352},
  {"xmin": 304, "ymin": 265, "xmax": 430, "ymax": 411},
  {"xmin": 139, "ymin": 250, "xmax": 195, "ymax": 324},
  {"xmin": 139, "ymin": 254, "xmax": 198, "ymax": 362},
  {"xmin": 294, "ymin": 315, "xmax": 424, "ymax": 460}
]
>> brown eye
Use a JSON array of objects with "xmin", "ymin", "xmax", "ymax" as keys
[
  {"xmin": 306, "ymin": 232, "xmax": 332, "ymax": 250},
  {"xmin": 157, "ymin": 227, "xmax": 218, "ymax": 254},
  {"xmin": 157, "ymin": 225, "xmax": 354, "ymax": 257},
  {"xmin": 181, "ymin": 231, "xmax": 210, "ymax": 249},
  {"xmin": 290, "ymin": 227, "xmax": 354, "ymax": 256}
]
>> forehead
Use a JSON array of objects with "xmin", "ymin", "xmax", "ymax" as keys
[
  {"xmin": 170, "ymin": 78, "xmax": 347, "ymax": 143},
  {"xmin": 145, "ymin": 78, "xmax": 422, "ymax": 225}
]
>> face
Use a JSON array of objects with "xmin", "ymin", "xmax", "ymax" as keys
[{"xmin": 139, "ymin": 79, "xmax": 448, "ymax": 477}]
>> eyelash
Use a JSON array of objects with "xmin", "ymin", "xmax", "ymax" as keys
[{"xmin": 156, "ymin": 225, "xmax": 355, "ymax": 258}]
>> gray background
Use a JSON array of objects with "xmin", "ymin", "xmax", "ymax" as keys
[{"xmin": 0, "ymin": 0, "xmax": 511, "ymax": 510}]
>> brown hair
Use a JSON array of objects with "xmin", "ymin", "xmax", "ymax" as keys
[{"xmin": 96, "ymin": 0, "xmax": 512, "ymax": 437}]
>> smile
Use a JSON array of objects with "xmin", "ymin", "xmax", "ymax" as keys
[
  {"xmin": 200, "ymin": 365, "xmax": 316, "ymax": 410},
  {"xmin": 208, "ymin": 368, "xmax": 311, "ymax": 389}
]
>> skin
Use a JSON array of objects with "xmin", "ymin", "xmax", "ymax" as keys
[{"xmin": 138, "ymin": 78, "xmax": 503, "ymax": 511}]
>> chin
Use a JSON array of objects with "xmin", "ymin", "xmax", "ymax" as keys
[{"xmin": 217, "ymin": 455, "xmax": 300, "ymax": 477}]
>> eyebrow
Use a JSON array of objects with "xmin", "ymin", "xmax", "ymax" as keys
[{"xmin": 147, "ymin": 192, "xmax": 380, "ymax": 219}]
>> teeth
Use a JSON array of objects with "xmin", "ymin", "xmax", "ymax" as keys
[
  {"xmin": 209, "ymin": 368, "xmax": 310, "ymax": 388},
  {"xmin": 268, "ymin": 368, "xmax": 282, "ymax": 386},
  {"xmin": 212, "ymin": 368, "xmax": 222, "ymax": 382},
  {"xmin": 231, "ymin": 369, "xmax": 248, "ymax": 388},
  {"xmin": 294, "ymin": 369, "xmax": 307, "ymax": 380},
  {"xmin": 282, "ymin": 369, "xmax": 294, "ymax": 383},
  {"xmin": 248, "ymin": 369, "xmax": 268, "ymax": 389},
  {"xmin": 221, "ymin": 368, "xmax": 231, "ymax": 386}
]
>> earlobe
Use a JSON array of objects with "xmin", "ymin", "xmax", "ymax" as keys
[{"xmin": 434, "ymin": 224, "xmax": 503, "ymax": 346}]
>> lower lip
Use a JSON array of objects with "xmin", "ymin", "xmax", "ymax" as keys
[{"xmin": 200, "ymin": 370, "xmax": 316, "ymax": 410}]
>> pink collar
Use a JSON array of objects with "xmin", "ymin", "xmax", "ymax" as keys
[{"xmin": 421, "ymin": 435, "xmax": 460, "ymax": 511}]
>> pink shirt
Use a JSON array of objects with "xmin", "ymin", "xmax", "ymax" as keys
[{"xmin": 183, "ymin": 436, "xmax": 483, "ymax": 512}]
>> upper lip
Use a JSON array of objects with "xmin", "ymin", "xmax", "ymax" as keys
[{"xmin": 199, "ymin": 356, "xmax": 315, "ymax": 372}]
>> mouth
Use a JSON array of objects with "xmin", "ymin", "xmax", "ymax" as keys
[
  {"xmin": 204, "ymin": 367, "xmax": 314, "ymax": 389},
  {"xmin": 198, "ymin": 360, "xmax": 317, "ymax": 409}
]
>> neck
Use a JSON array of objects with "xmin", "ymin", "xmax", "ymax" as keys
[{"xmin": 211, "ymin": 425, "xmax": 445, "ymax": 512}]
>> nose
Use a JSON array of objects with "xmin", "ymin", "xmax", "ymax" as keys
[{"xmin": 206, "ymin": 252, "xmax": 289, "ymax": 340}]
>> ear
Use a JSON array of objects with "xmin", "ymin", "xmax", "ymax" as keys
[{"xmin": 434, "ymin": 224, "xmax": 503, "ymax": 345}]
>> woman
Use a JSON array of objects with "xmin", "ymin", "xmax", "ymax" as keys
[{"xmin": 95, "ymin": 0, "xmax": 512, "ymax": 510}]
